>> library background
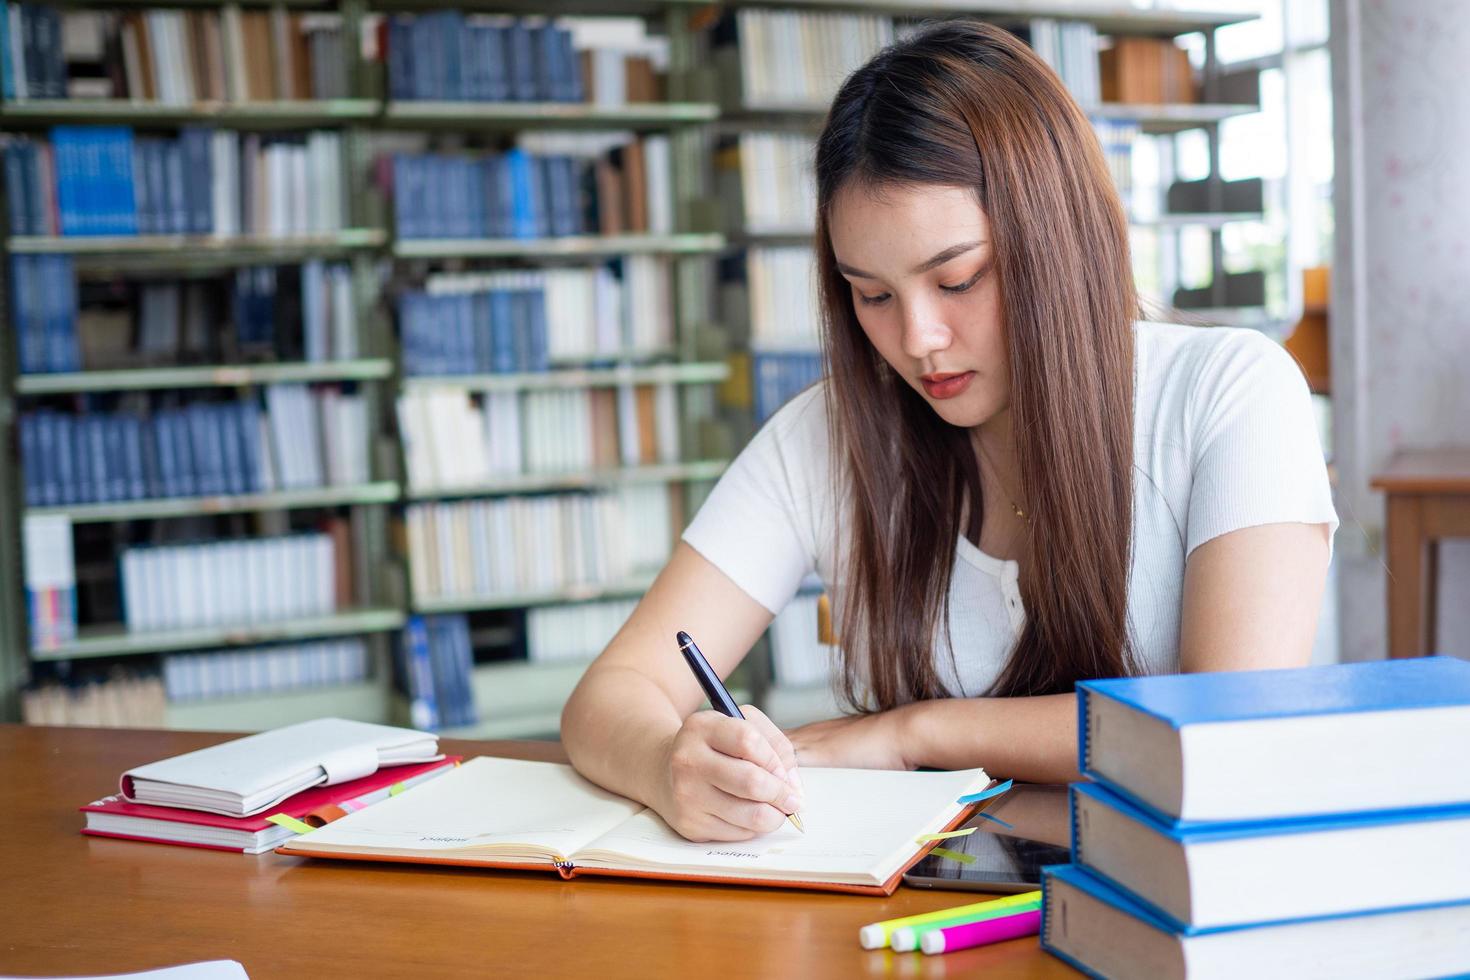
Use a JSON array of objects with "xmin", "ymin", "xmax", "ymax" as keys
[{"xmin": 1, "ymin": 0, "xmax": 1342, "ymax": 734}]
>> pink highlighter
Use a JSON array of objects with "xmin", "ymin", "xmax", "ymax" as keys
[{"xmin": 920, "ymin": 908, "xmax": 1042, "ymax": 955}]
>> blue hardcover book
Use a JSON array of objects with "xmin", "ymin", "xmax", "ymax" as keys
[
  {"xmin": 522, "ymin": 289, "xmax": 548, "ymax": 371},
  {"xmin": 104, "ymin": 126, "xmax": 138, "ymax": 235},
  {"xmin": 85, "ymin": 413, "xmax": 115, "ymax": 502},
  {"xmin": 167, "ymin": 409, "xmax": 197, "ymax": 498},
  {"xmin": 181, "ymin": 128, "xmax": 212, "ymax": 234},
  {"xmin": 463, "ymin": 158, "xmax": 487, "ymax": 239},
  {"xmin": 438, "ymin": 11, "xmax": 463, "ymax": 101},
  {"xmin": 1041, "ymin": 863, "xmax": 1470, "ymax": 980},
  {"xmin": 122, "ymin": 414, "xmax": 147, "ymax": 500},
  {"xmin": 387, "ymin": 16, "xmax": 411, "ymax": 100},
  {"xmin": 487, "ymin": 290, "xmax": 515, "ymax": 373},
  {"xmin": 546, "ymin": 156, "xmax": 575, "ymax": 237},
  {"xmin": 236, "ymin": 402, "xmax": 263, "ymax": 493},
  {"xmin": 481, "ymin": 23, "xmax": 509, "ymax": 102},
  {"xmin": 480, "ymin": 154, "xmax": 510, "ymax": 238},
  {"xmin": 150, "ymin": 413, "xmax": 178, "ymax": 499},
  {"xmin": 11, "ymin": 254, "xmax": 45, "ymax": 374},
  {"xmin": 18, "ymin": 413, "xmax": 40, "ymax": 505},
  {"xmin": 146, "ymin": 138, "xmax": 168, "ymax": 236},
  {"xmin": 459, "ymin": 21, "xmax": 484, "ymax": 101},
  {"xmin": 505, "ymin": 19, "xmax": 536, "ymax": 101},
  {"xmin": 1070, "ymin": 780, "xmax": 1470, "ymax": 932},
  {"xmin": 410, "ymin": 13, "xmax": 434, "ymax": 100},
  {"xmin": 0, "ymin": 2, "xmax": 12, "ymax": 101},
  {"xmin": 508, "ymin": 290, "xmax": 532, "ymax": 373},
  {"xmin": 132, "ymin": 140, "xmax": 155, "ymax": 235},
  {"xmin": 470, "ymin": 293, "xmax": 493, "ymax": 373},
  {"xmin": 392, "ymin": 154, "xmax": 418, "ymax": 239},
  {"xmin": 561, "ymin": 26, "xmax": 583, "ymax": 103},
  {"xmin": 503, "ymin": 149, "xmax": 536, "ymax": 238},
  {"xmin": 398, "ymin": 616, "xmax": 440, "ymax": 731},
  {"xmin": 216, "ymin": 403, "xmax": 247, "ymax": 496},
  {"xmin": 4, "ymin": 143, "xmax": 28, "ymax": 234},
  {"xmin": 1077, "ymin": 656, "xmax": 1470, "ymax": 826},
  {"xmin": 532, "ymin": 21, "xmax": 558, "ymax": 101},
  {"xmin": 49, "ymin": 128, "xmax": 79, "ymax": 235},
  {"xmin": 43, "ymin": 254, "xmax": 80, "ymax": 372},
  {"xmin": 35, "ymin": 410, "xmax": 60, "ymax": 506},
  {"xmin": 67, "ymin": 413, "xmax": 93, "ymax": 504},
  {"xmin": 527, "ymin": 154, "xmax": 550, "ymax": 238},
  {"xmin": 104, "ymin": 414, "xmax": 129, "ymax": 502},
  {"xmin": 163, "ymin": 138, "xmax": 187, "ymax": 235}
]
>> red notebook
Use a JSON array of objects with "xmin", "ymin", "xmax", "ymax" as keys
[{"xmin": 82, "ymin": 757, "xmax": 460, "ymax": 854}]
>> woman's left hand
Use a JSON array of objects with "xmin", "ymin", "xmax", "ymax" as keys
[{"xmin": 787, "ymin": 707, "xmax": 916, "ymax": 770}]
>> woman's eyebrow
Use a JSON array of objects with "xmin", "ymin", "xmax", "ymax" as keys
[{"xmin": 836, "ymin": 240, "xmax": 988, "ymax": 280}]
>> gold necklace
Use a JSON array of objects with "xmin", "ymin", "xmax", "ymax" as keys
[{"xmin": 975, "ymin": 437, "xmax": 1030, "ymax": 525}]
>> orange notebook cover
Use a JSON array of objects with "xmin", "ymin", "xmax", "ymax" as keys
[{"xmin": 277, "ymin": 757, "xmax": 992, "ymax": 896}]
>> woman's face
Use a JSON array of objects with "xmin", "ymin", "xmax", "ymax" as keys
[{"xmin": 828, "ymin": 182, "xmax": 1008, "ymax": 430}]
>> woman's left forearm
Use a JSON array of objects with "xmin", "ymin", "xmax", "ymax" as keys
[{"xmin": 896, "ymin": 693, "xmax": 1081, "ymax": 783}]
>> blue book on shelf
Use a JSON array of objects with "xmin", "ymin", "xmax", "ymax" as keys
[
  {"xmin": 34, "ymin": 411, "xmax": 60, "ymax": 506},
  {"xmin": 216, "ymin": 403, "xmax": 247, "ymax": 496},
  {"xmin": 527, "ymin": 155, "xmax": 550, "ymax": 238},
  {"xmin": 122, "ymin": 415, "xmax": 147, "ymax": 500},
  {"xmin": 236, "ymin": 401, "xmax": 263, "ymax": 493},
  {"xmin": 438, "ymin": 11, "xmax": 463, "ymax": 101},
  {"xmin": 149, "ymin": 414, "xmax": 177, "ymax": 499},
  {"xmin": 44, "ymin": 254, "xmax": 80, "ymax": 372},
  {"xmin": 506, "ymin": 19, "xmax": 535, "ymax": 101},
  {"xmin": 504, "ymin": 149, "xmax": 538, "ymax": 239},
  {"xmin": 163, "ymin": 138, "xmax": 187, "ymax": 235},
  {"xmin": 399, "ymin": 616, "xmax": 440, "ymax": 731},
  {"xmin": 0, "ymin": 2, "xmax": 12, "ymax": 102},
  {"xmin": 18, "ymin": 413, "xmax": 39, "ymax": 505},
  {"xmin": 481, "ymin": 23, "xmax": 509, "ymax": 102},
  {"xmin": 25, "ymin": 140, "xmax": 47, "ymax": 236},
  {"xmin": 459, "ymin": 21, "xmax": 483, "ymax": 101},
  {"xmin": 132, "ymin": 140, "xmax": 155, "ymax": 235},
  {"xmin": 387, "ymin": 16, "xmax": 411, "ymax": 100},
  {"xmin": 85, "ymin": 414, "xmax": 113, "ymax": 502},
  {"xmin": 4, "ymin": 143, "xmax": 28, "ymax": 234},
  {"xmin": 66, "ymin": 414, "xmax": 93, "ymax": 504},
  {"xmin": 105, "ymin": 127, "xmax": 139, "ymax": 235},
  {"xmin": 470, "ymin": 293, "xmax": 493, "ymax": 373},
  {"xmin": 482, "ymin": 154, "xmax": 514, "ymax": 238},
  {"xmin": 533, "ymin": 21, "xmax": 559, "ymax": 101},
  {"xmin": 105, "ymin": 414, "xmax": 130, "ymax": 502},
  {"xmin": 11, "ymin": 254, "xmax": 46, "ymax": 374},
  {"xmin": 488, "ymin": 290, "xmax": 516, "ymax": 373},
  {"xmin": 1040, "ymin": 862, "xmax": 1470, "ymax": 980},
  {"xmin": 523, "ymin": 289, "xmax": 548, "ymax": 371},
  {"xmin": 181, "ymin": 128, "xmax": 212, "ymax": 235},
  {"xmin": 561, "ymin": 26, "xmax": 583, "ymax": 102},
  {"xmin": 410, "ymin": 13, "xmax": 435, "ymax": 100},
  {"xmin": 168, "ymin": 409, "xmax": 197, "ymax": 498},
  {"xmin": 1077, "ymin": 656, "xmax": 1470, "ymax": 826}
]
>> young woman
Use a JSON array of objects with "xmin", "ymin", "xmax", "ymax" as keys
[{"xmin": 561, "ymin": 21, "xmax": 1337, "ymax": 842}]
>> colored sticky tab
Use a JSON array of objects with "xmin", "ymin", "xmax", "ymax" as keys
[
  {"xmin": 957, "ymin": 778, "xmax": 1013, "ymax": 805},
  {"xmin": 928, "ymin": 847, "xmax": 977, "ymax": 865},
  {"xmin": 389, "ymin": 782, "xmax": 406, "ymax": 796},
  {"xmin": 266, "ymin": 813, "xmax": 314, "ymax": 835},
  {"xmin": 977, "ymin": 811, "xmax": 1015, "ymax": 829},
  {"xmin": 916, "ymin": 827, "xmax": 977, "ymax": 844}
]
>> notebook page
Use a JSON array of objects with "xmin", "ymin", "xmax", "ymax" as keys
[
  {"xmin": 572, "ymin": 767, "xmax": 990, "ymax": 884},
  {"xmin": 292, "ymin": 757, "xmax": 644, "ymax": 862}
]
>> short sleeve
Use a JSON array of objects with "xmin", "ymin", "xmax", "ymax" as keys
[
  {"xmin": 680, "ymin": 387, "xmax": 827, "ymax": 615},
  {"xmin": 1184, "ymin": 331, "xmax": 1339, "ymax": 557}
]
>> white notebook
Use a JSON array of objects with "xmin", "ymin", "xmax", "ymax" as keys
[
  {"xmin": 121, "ymin": 718, "xmax": 442, "ymax": 817},
  {"xmin": 277, "ymin": 756, "xmax": 992, "ymax": 894}
]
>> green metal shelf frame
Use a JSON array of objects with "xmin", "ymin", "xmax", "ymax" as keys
[
  {"xmin": 0, "ymin": 99, "xmax": 379, "ymax": 128},
  {"xmin": 381, "ymin": 100, "xmax": 719, "ymax": 130},
  {"xmin": 405, "ymin": 460, "xmax": 726, "ymax": 501},
  {"xmin": 393, "ymin": 232, "xmax": 726, "ymax": 260},
  {"xmin": 30, "ymin": 607, "xmax": 407, "ymax": 662},
  {"xmin": 27, "ymin": 481, "xmax": 401, "ymax": 524},
  {"xmin": 411, "ymin": 577, "xmax": 657, "ymax": 614},
  {"xmin": 15, "ymin": 358, "xmax": 394, "ymax": 394},
  {"xmin": 399, "ymin": 360, "xmax": 729, "ymax": 393}
]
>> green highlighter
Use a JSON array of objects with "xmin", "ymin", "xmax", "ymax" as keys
[
  {"xmin": 858, "ymin": 890, "xmax": 1042, "ymax": 950},
  {"xmin": 890, "ymin": 896, "xmax": 1043, "ymax": 952}
]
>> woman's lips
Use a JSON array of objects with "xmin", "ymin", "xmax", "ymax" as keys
[{"xmin": 920, "ymin": 371, "xmax": 975, "ymax": 400}]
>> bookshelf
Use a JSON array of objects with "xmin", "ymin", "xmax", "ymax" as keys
[
  {"xmin": 0, "ymin": 0, "xmax": 732, "ymax": 733},
  {"xmin": 0, "ymin": 0, "xmax": 1264, "ymax": 738}
]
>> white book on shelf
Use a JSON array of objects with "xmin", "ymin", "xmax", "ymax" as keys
[
  {"xmin": 395, "ymin": 394, "xmax": 433, "ymax": 492},
  {"xmin": 615, "ymin": 382, "xmax": 639, "ymax": 468},
  {"xmin": 468, "ymin": 504, "xmax": 493, "ymax": 596},
  {"xmin": 432, "ymin": 505, "xmax": 455, "ymax": 597},
  {"xmin": 489, "ymin": 502, "xmax": 515, "ymax": 595},
  {"xmin": 175, "ymin": 545, "xmax": 202, "ymax": 630},
  {"xmin": 405, "ymin": 506, "xmax": 428, "ymax": 603},
  {"xmin": 653, "ymin": 383, "xmax": 678, "ymax": 464},
  {"xmin": 220, "ymin": 5, "xmax": 247, "ymax": 102},
  {"xmin": 120, "ymin": 548, "xmax": 141, "ymax": 631},
  {"xmin": 292, "ymin": 144, "xmax": 310, "ymax": 237},
  {"xmin": 643, "ymin": 134, "xmax": 672, "ymax": 235},
  {"xmin": 303, "ymin": 261, "xmax": 328, "ymax": 362},
  {"xmin": 268, "ymin": 537, "xmax": 295, "ymax": 620}
]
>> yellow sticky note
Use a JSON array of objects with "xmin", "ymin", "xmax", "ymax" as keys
[
  {"xmin": 266, "ymin": 813, "xmax": 314, "ymax": 835},
  {"xmin": 928, "ymin": 846, "xmax": 978, "ymax": 864},
  {"xmin": 389, "ymin": 782, "xmax": 406, "ymax": 796},
  {"xmin": 915, "ymin": 827, "xmax": 977, "ymax": 844}
]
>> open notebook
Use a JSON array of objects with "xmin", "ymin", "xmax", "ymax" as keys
[{"xmin": 277, "ymin": 756, "xmax": 992, "ymax": 895}]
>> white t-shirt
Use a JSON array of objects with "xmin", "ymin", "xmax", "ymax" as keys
[{"xmin": 681, "ymin": 322, "xmax": 1340, "ymax": 697}]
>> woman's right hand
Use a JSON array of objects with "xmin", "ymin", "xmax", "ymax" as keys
[{"xmin": 655, "ymin": 704, "xmax": 806, "ymax": 842}]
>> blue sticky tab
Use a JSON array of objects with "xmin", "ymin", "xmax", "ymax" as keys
[
  {"xmin": 957, "ymin": 778, "xmax": 1014, "ymax": 805},
  {"xmin": 977, "ymin": 810, "xmax": 1015, "ymax": 829}
]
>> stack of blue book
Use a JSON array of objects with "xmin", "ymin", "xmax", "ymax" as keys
[{"xmin": 1041, "ymin": 656, "xmax": 1470, "ymax": 978}]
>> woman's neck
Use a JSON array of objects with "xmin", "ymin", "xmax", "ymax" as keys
[{"xmin": 966, "ymin": 409, "xmax": 1028, "ymax": 561}]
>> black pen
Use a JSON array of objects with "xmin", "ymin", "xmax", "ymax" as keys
[{"xmin": 676, "ymin": 630, "xmax": 805, "ymax": 833}]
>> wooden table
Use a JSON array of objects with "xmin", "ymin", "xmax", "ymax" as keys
[
  {"xmin": 0, "ymin": 725, "xmax": 1075, "ymax": 979},
  {"xmin": 1373, "ymin": 449, "xmax": 1470, "ymax": 658}
]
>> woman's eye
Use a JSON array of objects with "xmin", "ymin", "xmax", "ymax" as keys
[
  {"xmin": 857, "ymin": 291, "xmax": 891, "ymax": 307},
  {"xmin": 940, "ymin": 271, "xmax": 984, "ymax": 295}
]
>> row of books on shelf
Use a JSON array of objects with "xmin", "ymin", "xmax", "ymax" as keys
[
  {"xmin": 11, "ymin": 257, "xmax": 360, "ymax": 375},
  {"xmin": 1042, "ymin": 658, "xmax": 1470, "ymax": 978},
  {"xmin": 396, "ymin": 614, "xmax": 475, "ymax": 730},
  {"xmin": 4, "ymin": 127, "xmax": 347, "ymax": 237},
  {"xmin": 718, "ymin": 132, "xmax": 815, "ymax": 236},
  {"xmin": 21, "ymin": 664, "xmax": 166, "ymax": 727},
  {"xmin": 403, "ymin": 484, "xmax": 671, "ymax": 603},
  {"xmin": 121, "ymin": 529, "xmax": 347, "ymax": 632},
  {"xmin": 384, "ymin": 13, "xmax": 583, "ymax": 104},
  {"xmin": 745, "ymin": 245, "xmax": 822, "ymax": 350},
  {"xmin": 719, "ymin": 9, "xmax": 893, "ymax": 111},
  {"xmin": 526, "ymin": 597, "xmax": 635, "ymax": 664},
  {"xmin": 407, "ymin": 261, "xmax": 673, "ymax": 374},
  {"xmin": 388, "ymin": 132, "xmax": 671, "ymax": 240},
  {"xmin": 1026, "ymin": 19, "xmax": 1102, "ymax": 108},
  {"xmin": 2, "ymin": 4, "xmax": 350, "ymax": 102},
  {"xmin": 20, "ymin": 385, "xmax": 369, "ymax": 507},
  {"xmin": 163, "ymin": 637, "xmax": 369, "ymax": 702},
  {"xmin": 398, "ymin": 383, "xmax": 680, "ymax": 492}
]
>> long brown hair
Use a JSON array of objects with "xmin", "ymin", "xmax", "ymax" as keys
[{"xmin": 814, "ymin": 20, "xmax": 1139, "ymax": 706}]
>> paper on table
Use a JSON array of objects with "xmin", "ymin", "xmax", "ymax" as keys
[{"xmin": 0, "ymin": 961, "xmax": 249, "ymax": 980}]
